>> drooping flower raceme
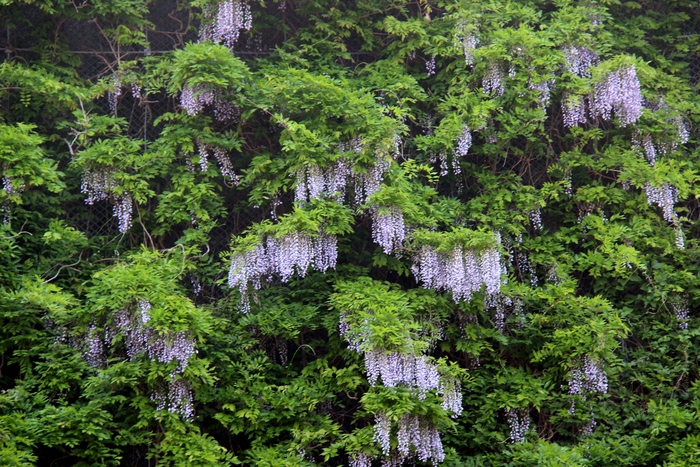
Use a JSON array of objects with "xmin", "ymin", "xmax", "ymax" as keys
[
  {"xmin": 562, "ymin": 45, "xmax": 598, "ymax": 77},
  {"xmin": 562, "ymin": 94, "xmax": 587, "ymax": 128},
  {"xmin": 411, "ymin": 242, "xmax": 503, "ymax": 303},
  {"xmin": 228, "ymin": 230, "xmax": 338, "ymax": 312},
  {"xmin": 373, "ymin": 412, "xmax": 445, "ymax": 465},
  {"xmin": 455, "ymin": 125, "xmax": 472, "ymax": 157},
  {"xmin": 505, "ymin": 408, "xmax": 530, "ymax": 443},
  {"xmin": 672, "ymin": 298, "xmax": 689, "ymax": 330},
  {"xmin": 199, "ymin": 0, "xmax": 252, "ymax": 48},
  {"xmin": 371, "ymin": 206, "xmax": 405, "ymax": 254},
  {"xmin": 644, "ymin": 182, "xmax": 678, "ymax": 224},
  {"xmin": 181, "ymin": 83, "xmax": 238, "ymax": 122},
  {"xmin": 483, "ymin": 61, "xmax": 505, "ymax": 96},
  {"xmin": 81, "ymin": 168, "xmax": 133, "ymax": 234},
  {"xmin": 84, "ymin": 300, "xmax": 197, "ymax": 418},
  {"xmin": 529, "ymin": 79, "xmax": 554, "ymax": 111},
  {"xmin": 2, "ymin": 176, "xmax": 24, "ymax": 222},
  {"xmin": 568, "ymin": 356, "xmax": 608, "ymax": 400},
  {"xmin": 588, "ymin": 66, "xmax": 643, "ymax": 127},
  {"xmin": 294, "ymin": 160, "xmax": 350, "ymax": 204}
]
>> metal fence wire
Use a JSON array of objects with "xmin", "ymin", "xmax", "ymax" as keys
[{"xmin": 1, "ymin": 0, "xmax": 700, "ymax": 300}]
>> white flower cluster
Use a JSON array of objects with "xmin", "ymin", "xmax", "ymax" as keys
[
  {"xmin": 373, "ymin": 412, "xmax": 445, "ymax": 465},
  {"xmin": 529, "ymin": 79, "xmax": 554, "ymax": 111},
  {"xmin": 200, "ymin": 0, "xmax": 252, "ymax": 47},
  {"xmin": 483, "ymin": 61, "xmax": 505, "ymax": 96},
  {"xmin": 438, "ymin": 376, "xmax": 463, "ymax": 417},
  {"xmin": 365, "ymin": 350, "xmax": 440, "ymax": 397},
  {"xmin": 84, "ymin": 300, "xmax": 196, "ymax": 418},
  {"xmin": 589, "ymin": 66, "xmax": 642, "ymax": 127},
  {"xmin": 568, "ymin": 356, "xmax": 608, "ymax": 419},
  {"xmin": 563, "ymin": 66, "xmax": 642, "ymax": 128},
  {"xmin": 196, "ymin": 140, "xmax": 239, "ymax": 184},
  {"xmin": 396, "ymin": 414, "xmax": 445, "ymax": 463},
  {"xmin": 81, "ymin": 168, "xmax": 133, "ymax": 234},
  {"xmin": 131, "ymin": 83, "xmax": 142, "ymax": 100},
  {"xmin": 562, "ymin": 94, "xmax": 587, "ymax": 128},
  {"xmin": 580, "ymin": 412, "xmax": 597, "ymax": 436},
  {"xmin": 349, "ymin": 452, "xmax": 373, "ymax": 467},
  {"xmin": 426, "ymin": 56, "xmax": 436, "ymax": 77},
  {"xmin": 339, "ymin": 320, "xmax": 463, "ymax": 420},
  {"xmin": 632, "ymin": 117, "xmax": 689, "ymax": 166},
  {"xmin": 113, "ymin": 194, "xmax": 133, "ymax": 234},
  {"xmin": 632, "ymin": 131, "xmax": 657, "ymax": 165},
  {"xmin": 108, "ymin": 76, "xmax": 122, "ymax": 114},
  {"xmin": 151, "ymin": 378, "xmax": 195, "ymax": 420},
  {"xmin": 672, "ymin": 299, "xmax": 689, "ymax": 330},
  {"xmin": 81, "ymin": 167, "xmax": 116, "ymax": 204},
  {"xmin": 528, "ymin": 207, "xmax": 543, "ymax": 231},
  {"xmin": 113, "ymin": 300, "xmax": 196, "ymax": 376},
  {"xmin": 371, "ymin": 206, "xmax": 405, "ymax": 254},
  {"xmin": 459, "ymin": 34, "xmax": 478, "ymax": 66},
  {"xmin": 505, "ymin": 408, "xmax": 530, "ymax": 444},
  {"xmin": 644, "ymin": 182, "xmax": 678, "ymax": 224},
  {"xmin": 455, "ymin": 125, "xmax": 472, "ymax": 157},
  {"xmin": 485, "ymin": 292, "xmax": 513, "ymax": 334},
  {"xmin": 675, "ymin": 117, "xmax": 690, "ymax": 144},
  {"xmin": 228, "ymin": 231, "xmax": 338, "ymax": 312},
  {"xmin": 354, "ymin": 159, "xmax": 391, "ymax": 205},
  {"xmin": 294, "ymin": 160, "xmax": 350, "ymax": 203},
  {"xmin": 1, "ymin": 176, "xmax": 24, "ymax": 222},
  {"xmin": 180, "ymin": 83, "xmax": 238, "ymax": 121},
  {"xmin": 563, "ymin": 45, "xmax": 598, "ymax": 77},
  {"xmin": 85, "ymin": 325, "xmax": 105, "ymax": 367},
  {"xmin": 411, "ymin": 242, "xmax": 503, "ymax": 303}
]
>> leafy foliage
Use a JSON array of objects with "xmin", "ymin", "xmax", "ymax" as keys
[{"xmin": 1, "ymin": 0, "xmax": 700, "ymax": 465}]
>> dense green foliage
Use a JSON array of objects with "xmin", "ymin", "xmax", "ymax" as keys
[{"xmin": 2, "ymin": 0, "xmax": 700, "ymax": 465}]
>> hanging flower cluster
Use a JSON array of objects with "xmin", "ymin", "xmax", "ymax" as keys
[
  {"xmin": 199, "ymin": 0, "xmax": 252, "ymax": 48},
  {"xmin": 81, "ymin": 167, "xmax": 133, "ymax": 234},
  {"xmin": 228, "ymin": 230, "xmax": 338, "ymax": 312},
  {"xmin": 588, "ymin": 66, "xmax": 642, "ymax": 127},
  {"xmin": 371, "ymin": 206, "xmax": 405, "ymax": 254},
  {"xmin": 83, "ymin": 300, "xmax": 197, "ymax": 418},
  {"xmin": 339, "ymin": 319, "xmax": 463, "ymax": 417},
  {"xmin": 528, "ymin": 79, "xmax": 554, "ymax": 111},
  {"xmin": 458, "ymin": 33, "xmax": 478, "ymax": 66},
  {"xmin": 485, "ymin": 292, "xmax": 513, "ymax": 334},
  {"xmin": 672, "ymin": 297, "xmax": 689, "ymax": 330},
  {"xmin": 196, "ymin": 139, "xmax": 239, "ymax": 184},
  {"xmin": 411, "ymin": 242, "xmax": 503, "ymax": 303},
  {"xmin": 505, "ymin": 408, "xmax": 530, "ymax": 443},
  {"xmin": 425, "ymin": 55, "xmax": 436, "ymax": 77},
  {"xmin": 294, "ymin": 160, "xmax": 350, "ymax": 204},
  {"xmin": 568, "ymin": 356, "xmax": 608, "ymax": 412},
  {"xmin": 108, "ymin": 76, "xmax": 122, "ymax": 114},
  {"xmin": 373, "ymin": 412, "xmax": 445, "ymax": 466},
  {"xmin": 455, "ymin": 125, "xmax": 472, "ymax": 157},
  {"xmin": 180, "ymin": 83, "xmax": 238, "ymax": 121},
  {"xmin": 644, "ymin": 182, "xmax": 678, "ymax": 224},
  {"xmin": 483, "ymin": 61, "xmax": 505, "ymax": 96},
  {"xmin": 528, "ymin": 207, "xmax": 543, "ymax": 231},
  {"xmin": 348, "ymin": 453, "xmax": 373, "ymax": 467},
  {"xmin": 364, "ymin": 351, "xmax": 439, "ymax": 396},
  {"xmin": 354, "ymin": 159, "xmax": 391, "ymax": 206},
  {"xmin": 562, "ymin": 94, "xmax": 587, "ymax": 128},
  {"xmin": 562, "ymin": 66, "xmax": 642, "ymax": 128},
  {"xmin": 562, "ymin": 45, "xmax": 598, "ymax": 77},
  {"xmin": 1, "ymin": 176, "xmax": 24, "ymax": 223},
  {"xmin": 151, "ymin": 378, "xmax": 195, "ymax": 421},
  {"xmin": 632, "ymin": 131, "xmax": 657, "ymax": 165}
]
